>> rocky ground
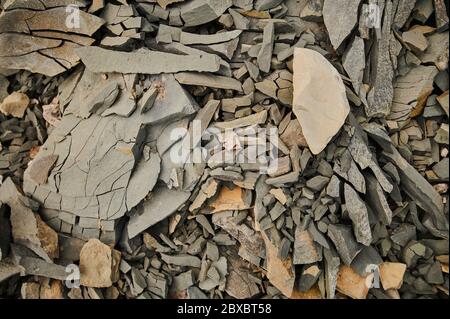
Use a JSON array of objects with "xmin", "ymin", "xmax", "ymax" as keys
[{"xmin": 0, "ymin": 0, "xmax": 448, "ymax": 299}]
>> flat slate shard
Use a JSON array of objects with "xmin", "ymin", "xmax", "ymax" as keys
[
  {"xmin": 366, "ymin": 0, "xmax": 395, "ymax": 117},
  {"xmin": 0, "ymin": 178, "xmax": 52, "ymax": 262},
  {"xmin": 322, "ymin": 0, "xmax": 362, "ymax": 50},
  {"xmin": 294, "ymin": 228, "xmax": 323, "ymax": 264},
  {"xmin": 344, "ymin": 184, "xmax": 372, "ymax": 246},
  {"xmin": 327, "ymin": 224, "xmax": 363, "ymax": 265},
  {"xmin": 293, "ymin": 48, "xmax": 350, "ymax": 154},
  {"xmin": 75, "ymin": 47, "xmax": 221, "ymax": 74},
  {"xmin": 27, "ymin": 155, "xmax": 59, "ymax": 185},
  {"xmin": 393, "ymin": 65, "xmax": 438, "ymax": 117},
  {"xmin": 384, "ymin": 145, "xmax": 447, "ymax": 231},
  {"xmin": 0, "ymin": 5, "xmax": 104, "ymax": 76},
  {"xmin": 19, "ymin": 257, "xmax": 68, "ymax": 281},
  {"xmin": 0, "ymin": 91, "xmax": 30, "ymax": 118},
  {"xmin": 366, "ymin": 174, "xmax": 393, "ymax": 225},
  {"xmin": 175, "ymin": 72, "xmax": 243, "ymax": 91},
  {"xmin": 127, "ymin": 186, "xmax": 191, "ymax": 238},
  {"xmin": 336, "ymin": 265, "xmax": 371, "ymax": 299},
  {"xmin": 261, "ymin": 230, "xmax": 296, "ymax": 298},
  {"xmin": 324, "ymin": 248, "xmax": 340, "ymax": 299},
  {"xmin": 180, "ymin": 30, "xmax": 242, "ymax": 45},
  {"xmin": 179, "ymin": 0, "xmax": 233, "ymax": 27}
]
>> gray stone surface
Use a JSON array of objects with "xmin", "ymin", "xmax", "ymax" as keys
[
  {"xmin": 127, "ymin": 186, "xmax": 191, "ymax": 238},
  {"xmin": 180, "ymin": 0, "xmax": 232, "ymax": 27}
]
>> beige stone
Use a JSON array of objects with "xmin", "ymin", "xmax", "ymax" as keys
[
  {"xmin": 0, "ymin": 92, "xmax": 29, "ymax": 118},
  {"xmin": 293, "ymin": 48, "xmax": 350, "ymax": 154},
  {"xmin": 379, "ymin": 262, "xmax": 407, "ymax": 290},
  {"xmin": 209, "ymin": 186, "xmax": 251, "ymax": 213},
  {"xmin": 269, "ymin": 188, "xmax": 288, "ymax": 205},
  {"xmin": 79, "ymin": 239, "xmax": 121, "ymax": 288},
  {"xmin": 336, "ymin": 265, "xmax": 372, "ymax": 299}
]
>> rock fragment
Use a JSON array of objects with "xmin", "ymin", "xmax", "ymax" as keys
[
  {"xmin": 379, "ymin": 262, "xmax": 407, "ymax": 290},
  {"xmin": 292, "ymin": 48, "xmax": 350, "ymax": 154},
  {"xmin": 79, "ymin": 239, "xmax": 121, "ymax": 288},
  {"xmin": 322, "ymin": 0, "xmax": 361, "ymax": 50},
  {"xmin": 0, "ymin": 92, "xmax": 29, "ymax": 118},
  {"xmin": 76, "ymin": 47, "xmax": 221, "ymax": 74},
  {"xmin": 344, "ymin": 184, "xmax": 372, "ymax": 246},
  {"xmin": 257, "ymin": 21, "xmax": 275, "ymax": 73}
]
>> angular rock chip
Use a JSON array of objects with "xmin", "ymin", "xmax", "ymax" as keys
[
  {"xmin": 27, "ymin": 155, "xmax": 59, "ymax": 185},
  {"xmin": 257, "ymin": 21, "xmax": 275, "ymax": 73},
  {"xmin": 0, "ymin": 91, "xmax": 30, "ymax": 118},
  {"xmin": 294, "ymin": 228, "xmax": 323, "ymax": 264},
  {"xmin": 366, "ymin": 174, "xmax": 392, "ymax": 225},
  {"xmin": 180, "ymin": 0, "xmax": 233, "ymax": 27},
  {"xmin": 322, "ymin": 0, "xmax": 362, "ymax": 50},
  {"xmin": 344, "ymin": 184, "xmax": 372, "ymax": 246},
  {"xmin": 343, "ymin": 36, "xmax": 365, "ymax": 94},
  {"xmin": 128, "ymin": 186, "xmax": 191, "ymax": 238},
  {"xmin": 0, "ymin": 178, "xmax": 53, "ymax": 262},
  {"xmin": 225, "ymin": 249, "xmax": 260, "ymax": 299},
  {"xmin": 293, "ymin": 48, "xmax": 350, "ymax": 154},
  {"xmin": 175, "ymin": 72, "xmax": 243, "ymax": 91},
  {"xmin": 366, "ymin": 1, "xmax": 395, "ymax": 117},
  {"xmin": 209, "ymin": 186, "xmax": 251, "ymax": 213},
  {"xmin": 79, "ymin": 238, "xmax": 121, "ymax": 288},
  {"xmin": 384, "ymin": 145, "xmax": 447, "ymax": 231},
  {"xmin": 336, "ymin": 265, "xmax": 372, "ymax": 299},
  {"xmin": 327, "ymin": 224, "xmax": 363, "ymax": 265},
  {"xmin": 379, "ymin": 262, "xmax": 407, "ymax": 290},
  {"xmin": 180, "ymin": 30, "xmax": 242, "ymax": 45}
]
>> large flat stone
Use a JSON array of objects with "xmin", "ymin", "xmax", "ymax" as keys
[{"xmin": 293, "ymin": 48, "xmax": 350, "ymax": 154}]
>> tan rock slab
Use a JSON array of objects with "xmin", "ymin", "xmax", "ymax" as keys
[
  {"xmin": 336, "ymin": 265, "xmax": 372, "ymax": 299},
  {"xmin": 79, "ymin": 239, "xmax": 121, "ymax": 288},
  {"xmin": 379, "ymin": 262, "xmax": 407, "ymax": 290},
  {"xmin": 209, "ymin": 186, "xmax": 251, "ymax": 213},
  {"xmin": 293, "ymin": 48, "xmax": 350, "ymax": 154},
  {"xmin": 0, "ymin": 92, "xmax": 30, "ymax": 118}
]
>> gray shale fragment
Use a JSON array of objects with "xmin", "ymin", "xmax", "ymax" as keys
[
  {"xmin": 257, "ymin": 21, "xmax": 275, "ymax": 74},
  {"xmin": 179, "ymin": 0, "xmax": 233, "ymax": 27},
  {"xmin": 384, "ymin": 145, "xmax": 448, "ymax": 233},
  {"xmin": 180, "ymin": 30, "xmax": 242, "ymax": 45},
  {"xmin": 344, "ymin": 184, "xmax": 372, "ymax": 246},
  {"xmin": 366, "ymin": 0, "xmax": 395, "ymax": 117},
  {"xmin": 127, "ymin": 186, "xmax": 191, "ymax": 238},
  {"xmin": 75, "ymin": 47, "xmax": 221, "ymax": 74},
  {"xmin": 175, "ymin": 72, "xmax": 243, "ymax": 91},
  {"xmin": 327, "ymin": 224, "xmax": 363, "ymax": 265}
]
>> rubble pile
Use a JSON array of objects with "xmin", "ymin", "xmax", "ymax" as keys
[{"xmin": 0, "ymin": 0, "xmax": 448, "ymax": 300}]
